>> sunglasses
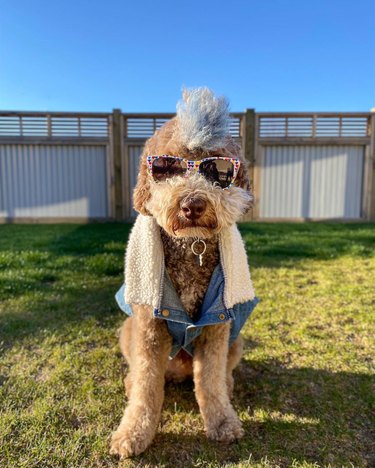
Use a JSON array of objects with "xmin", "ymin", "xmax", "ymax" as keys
[{"xmin": 146, "ymin": 155, "xmax": 241, "ymax": 189}]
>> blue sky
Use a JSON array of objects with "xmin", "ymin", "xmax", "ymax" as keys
[{"xmin": 1, "ymin": 0, "xmax": 374, "ymax": 112}]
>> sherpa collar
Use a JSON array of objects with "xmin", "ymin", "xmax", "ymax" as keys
[{"xmin": 124, "ymin": 215, "xmax": 255, "ymax": 310}]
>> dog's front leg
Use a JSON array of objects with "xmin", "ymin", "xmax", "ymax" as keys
[
  {"xmin": 193, "ymin": 323, "xmax": 244, "ymax": 443},
  {"xmin": 110, "ymin": 305, "xmax": 172, "ymax": 458}
]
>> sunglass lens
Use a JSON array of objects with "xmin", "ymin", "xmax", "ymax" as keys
[
  {"xmin": 199, "ymin": 160, "xmax": 234, "ymax": 188},
  {"xmin": 152, "ymin": 157, "xmax": 187, "ymax": 181}
]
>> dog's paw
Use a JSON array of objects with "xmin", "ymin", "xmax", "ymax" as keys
[
  {"xmin": 206, "ymin": 414, "xmax": 244, "ymax": 444},
  {"xmin": 110, "ymin": 425, "xmax": 151, "ymax": 458}
]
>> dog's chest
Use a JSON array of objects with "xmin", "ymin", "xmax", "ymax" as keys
[{"xmin": 161, "ymin": 231, "xmax": 219, "ymax": 320}]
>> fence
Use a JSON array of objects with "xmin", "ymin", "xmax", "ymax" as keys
[
  {"xmin": 0, "ymin": 109, "xmax": 374, "ymax": 222},
  {"xmin": 254, "ymin": 113, "xmax": 374, "ymax": 220}
]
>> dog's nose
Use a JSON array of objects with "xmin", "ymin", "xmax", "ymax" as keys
[{"xmin": 181, "ymin": 198, "xmax": 207, "ymax": 220}]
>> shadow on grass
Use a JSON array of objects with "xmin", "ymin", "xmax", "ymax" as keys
[
  {"xmin": 0, "ymin": 281, "xmax": 124, "ymax": 346},
  {"xmin": 137, "ymin": 360, "xmax": 374, "ymax": 467},
  {"xmin": 0, "ymin": 224, "xmax": 132, "ymax": 313},
  {"xmin": 239, "ymin": 222, "xmax": 375, "ymax": 268},
  {"xmin": 0, "ymin": 223, "xmax": 132, "ymax": 256},
  {"xmin": 1, "ymin": 222, "xmax": 374, "ymax": 265}
]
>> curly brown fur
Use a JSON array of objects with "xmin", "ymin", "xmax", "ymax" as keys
[
  {"xmin": 111, "ymin": 90, "xmax": 252, "ymax": 458},
  {"xmin": 161, "ymin": 229, "xmax": 219, "ymax": 318}
]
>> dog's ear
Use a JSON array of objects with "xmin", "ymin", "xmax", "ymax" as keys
[{"xmin": 133, "ymin": 156, "xmax": 152, "ymax": 216}]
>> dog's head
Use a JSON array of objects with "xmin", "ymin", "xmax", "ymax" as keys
[{"xmin": 133, "ymin": 87, "xmax": 252, "ymax": 238}]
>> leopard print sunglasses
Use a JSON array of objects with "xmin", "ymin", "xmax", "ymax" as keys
[{"xmin": 146, "ymin": 155, "xmax": 241, "ymax": 189}]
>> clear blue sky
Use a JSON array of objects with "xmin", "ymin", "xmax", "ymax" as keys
[{"xmin": 1, "ymin": 0, "xmax": 374, "ymax": 112}]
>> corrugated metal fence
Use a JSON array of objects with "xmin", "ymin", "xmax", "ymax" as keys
[
  {"xmin": 259, "ymin": 145, "xmax": 364, "ymax": 219},
  {"xmin": 0, "ymin": 144, "xmax": 109, "ymax": 219},
  {"xmin": 254, "ymin": 113, "xmax": 374, "ymax": 221},
  {"xmin": 0, "ymin": 112, "xmax": 111, "ymax": 221},
  {"xmin": 0, "ymin": 110, "xmax": 374, "ymax": 222}
]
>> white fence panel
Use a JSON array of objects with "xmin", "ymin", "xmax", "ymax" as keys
[
  {"xmin": 0, "ymin": 144, "xmax": 108, "ymax": 219},
  {"xmin": 260, "ymin": 145, "xmax": 364, "ymax": 219}
]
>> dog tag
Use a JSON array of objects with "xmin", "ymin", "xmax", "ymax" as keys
[
  {"xmin": 191, "ymin": 239, "xmax": 207, "ymax": 268},
  {"xmin": 195, "ymin": 253, "xmax": 203, "ymax": 267}
]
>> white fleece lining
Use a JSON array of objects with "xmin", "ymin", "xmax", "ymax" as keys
[
  {"xmin": 124, "ymin": 215, "xmax": 255, "ymax": 309},
  {"xmin": 218, "ymin": 224, "xmax": 255, "ymax": 307}
]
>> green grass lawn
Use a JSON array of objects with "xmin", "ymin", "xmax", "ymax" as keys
[{"xmin": 0, "ymin": 223, "xmax": 374, "ymax": 467}]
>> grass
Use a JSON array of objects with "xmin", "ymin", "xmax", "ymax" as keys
[{"xmin": 0, "ymin": 222, "xmax": 374, "ymax": 467}]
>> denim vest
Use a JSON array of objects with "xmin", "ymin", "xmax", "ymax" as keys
[{"xmin": 116, "ymin": 263, "xmax": 259, "ymax": 358}]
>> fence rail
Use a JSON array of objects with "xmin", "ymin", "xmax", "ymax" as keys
[
  {"xmin": 123, "ymin": 113, "xmax": 243, "ymax": 139},
  {"xmin": 0, "ymin": 112, "xmax": 110, "ymax": 139},
  {"xmin": 258, "ymin": 113, "xmax": 371, "ymax": 139}
]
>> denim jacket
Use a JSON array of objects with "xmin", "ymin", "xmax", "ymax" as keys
[{"xmin": 116, "ymin": 263, "xmax": 259, "ymax": 358}]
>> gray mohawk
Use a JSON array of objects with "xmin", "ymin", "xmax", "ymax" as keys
[{"xmin": 176, "ymin": 87, "xmax": 230, "ymax": 151}]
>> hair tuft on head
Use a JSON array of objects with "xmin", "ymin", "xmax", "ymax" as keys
[{"xmin": 176, "ymin": 87, "xmax": 230, "ymax": 151}]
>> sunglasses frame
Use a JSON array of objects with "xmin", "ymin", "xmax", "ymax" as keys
[{"xmin": 146, "ymin": 155, "xmax": 241, "ymax": 189}]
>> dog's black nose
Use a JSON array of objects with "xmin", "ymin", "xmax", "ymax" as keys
[{"xmin": 181, "ymin": 198, "xmax": 207, "ymax": 220}]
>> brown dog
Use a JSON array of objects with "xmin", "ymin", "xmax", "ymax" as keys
[{"xmin": 111, "ymin": 88, "xmax": 258, "ymax": 458}]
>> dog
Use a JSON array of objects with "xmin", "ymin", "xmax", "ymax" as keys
[{"xmin": 110, "ymin": 87, "xmax": 258, "ymax": 458}]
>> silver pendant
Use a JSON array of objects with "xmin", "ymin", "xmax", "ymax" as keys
[{"xmin": 191, "ymin": 239, "xmax": 207, "ymax": 267}]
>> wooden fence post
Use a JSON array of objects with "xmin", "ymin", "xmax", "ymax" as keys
[
  {"xmin": 112, "ymin": 109, "xmax": 123, "ymax": 220},
  {"xmin": 242, "ymin": 108, "xmax": 256, "ymax": 221}
]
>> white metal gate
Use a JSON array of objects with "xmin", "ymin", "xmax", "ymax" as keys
[{"xmin": 259, "ymin": 145, "xmax": 364, "ymax": 219}]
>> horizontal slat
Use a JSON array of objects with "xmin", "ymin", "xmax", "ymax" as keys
[
  {"xmin": 0, "ymin": 114, "xmax": 109, "ymax": 138},
  {"xmin": 125, "ymin": 115, "xmax": 242, "ymax": 139},
  {"xmin": 258, "ymin": 112, "xmax": 370, "ymax": 117},
  {"xmin": 258, "ymin": 114, "xmax": 370, "ymax": 139}
]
